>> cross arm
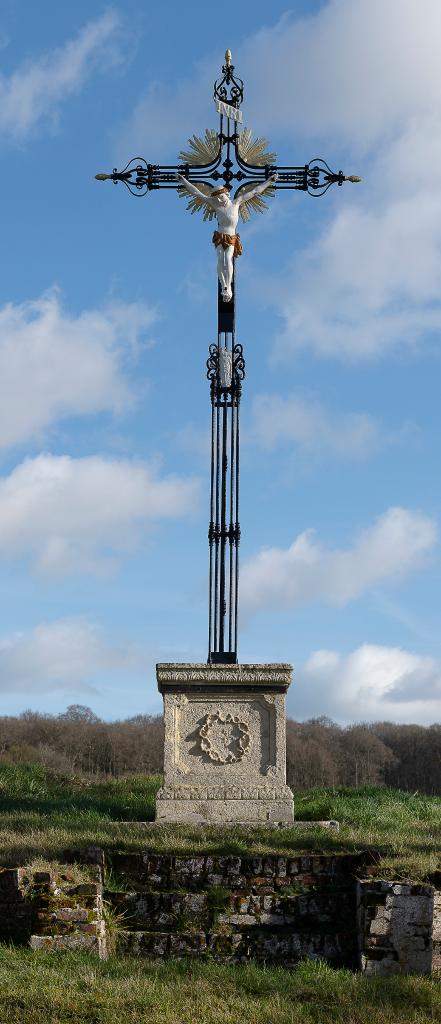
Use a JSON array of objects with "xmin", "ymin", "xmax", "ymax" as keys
[
  {"xmin": 274, "ymin": 158, "xmax": 361, "ymax": 197},
  {"xmin": 95, "ymin": 145, "xmax": 227, "ymax": 198},
  {"xmin": 95, "ymin": 153, "xmax": 361, "ymax": 200},
  {"xmin": 234, "ymin": 146, "xmax": 361, "ymax": 198},
  {"xmin": 95, "ymin": 157, "xmax": 187, "ymax": 197}
]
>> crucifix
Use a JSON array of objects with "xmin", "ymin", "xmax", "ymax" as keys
[{"xmin": 96, "ymin": 50, "xmax": 360, "ymax": 667}]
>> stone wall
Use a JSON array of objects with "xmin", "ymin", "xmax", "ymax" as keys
[
  {"xmin": 110, "ymin": 892, "xmax": 357, "ymax": 965},
  {"xmin": 106, "ymin": 850, "xmax": 367, "ymax": 892},
  {"xmin": 431, "ymin": 889, "xmax": 441, "ymax": 970},
  {"xmin": 105, "ymin": 851, "xmax": 366, "ymax": 968},
  {"xmin": 0, "ymin": 868, "xmax": 32, "ymax": 944},
  {"xmin": 357, "ymin": 879, "xmax": 435, "ymax": 975},
  {"xmin": 0, "ymin": 867, "xmax": 106, "ymax": 957},
  {"xmin": 0, "ymin": 853, "xmax": 439, "ymax": 973}
]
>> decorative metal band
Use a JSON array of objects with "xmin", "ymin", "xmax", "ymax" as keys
[
  {"xmin": 208, "ymin": 522, "xmax": 240, "ymax": 545},
  {"xmin": 206, "ymin": 343, "xmax": 246, "ymax": 388}
]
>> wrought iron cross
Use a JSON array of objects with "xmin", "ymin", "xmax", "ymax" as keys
[{"xmin": 96, "ymin": 50, "xmax": 360, "ymax": 665}]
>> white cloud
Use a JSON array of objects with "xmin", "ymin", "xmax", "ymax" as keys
[
  {"xmin": 252, "ymin": 393, "xmax": 380, "ymax": 458},
  {"xmin": 241, "ymin": 507, "xmax": 437, "ymax": 613},
  {"xmin": 273, "ymin": 186, "xmax": 441, "ymax": 361},
  {"xmin": 238, "ymin": 1, "xmax": 441, "ymax": 150},
  {"xmin": 245, "ymin": 0, "xmax": 441, "ymax": 361},
  {"xmin": 0, "ymin": 618, "xmax": 145, "ymax": 694},
  {"xmin": 294, "ymin": 644, "xmax": 441, "ymax": 725},
  {"xmin": 120, "ymin": 1, "xmax": 441, "ymax": 162},
  {"xmin": 0, "ymin": 290, "xmax": 156, "ymax": 450},
  {"xmin": 0, "ymin": 11, "xmax": 125, "ymax": 140},
  {"xmin": 123, "ymin": 2, "xmax": 441, "ymax": 361},
  {"xmin": 0, "ymin": 454, "xmax": 199, "ymax": 577}
]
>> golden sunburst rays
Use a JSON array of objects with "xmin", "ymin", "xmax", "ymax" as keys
[
  {"xmin": 235, "ymin": 188, "xmax": 275, "ymax": 223},
  {"xmin": 237, "ymin": 128, "xmax": 276, "ymax": 167},
  {"xmin": 177, "ymin": 128, "xmax": 277, "ymax": 222},
  {"xmin": 177, "ymin": 181, "xmax": 218, "ymax": 222},
  {"xmin": 179, "ymin": 129, "xmax": 220, "ymax": 166},
  {"xmin": 177, "ymin": 131, "xmax": 220, "ymax": 220},
  {"xmin": 236, "ymin": 129, "xmax": 277, "ymax": 222}
]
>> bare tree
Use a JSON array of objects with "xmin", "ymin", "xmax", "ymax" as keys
[{"xmin": 0, "ymin": 707, "xmax": 438, "ymax": 792}]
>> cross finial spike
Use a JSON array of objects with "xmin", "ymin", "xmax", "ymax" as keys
[{"xmin": 225, "ymin": 49, "xmax": 232, "ymax": 65}]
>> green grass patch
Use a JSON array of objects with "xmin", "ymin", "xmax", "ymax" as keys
[
  {"xmin": 0, "ymin": 947, "xmax": 439, "ymax": 1023},
  {"xmin": 0, "ymin": 763, "xmax": 160, "ymax": 819},
  {"xmin": 0, "ymin": 765, "xmax": 439, "ymax": 880}
]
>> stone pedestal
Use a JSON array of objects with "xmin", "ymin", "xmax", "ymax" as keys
[{"xmin": 155, "ymin": 663, "xmax": 294, "ymax": 824}]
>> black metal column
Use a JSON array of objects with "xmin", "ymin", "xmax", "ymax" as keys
[
  {"xmin": 96, "ymin": 53, "xmax": 360, "ymax": 670},
  {"xmin": 207, "ymin": 271, "xmax": 244, "ymax": 663}
]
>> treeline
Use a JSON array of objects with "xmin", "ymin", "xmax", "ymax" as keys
[
  {"xmin": 0, "ymin": 706, "xmax": 164, "ymax": 779},
  {"xmin": 286, "ymin": 717, "xmax": 441, "ymax": 794},
  {"xmin": 0, "ymin": 705, "xmax": 439, "ymax": 794}
]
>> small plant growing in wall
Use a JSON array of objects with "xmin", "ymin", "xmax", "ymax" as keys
[
  {"xmin": 280, "ymin": 881, "xmax": 312, "ymax": 898},
  {"xmin": 102, "ymin": 902, "xmax": 128, "ymax": 954},
  {"xmin": 205, "ymin": 885, "xmax": 230, "ymax": 929}
]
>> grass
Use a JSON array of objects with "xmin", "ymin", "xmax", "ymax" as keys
[
  {"xmin": 0, "ymin": 948, "xmax": 439, "ymax": 1024},
  {"xmin": 0, "ymin": 946, "xmax": 439, "ymax": 1019},
  {"xmin": 0, "ymin": 767, "xmax": 439, "ymax": 1023},
  {"xmin": 0, "ymin": 763, "xmax": 161, "ymax": 819},
  {"xmin": 0, "ymin": 764, "xmax": 439, "ymax": 881},
  {"xmin": 18, "ymin": 857, "xmax": 95, "ymax": 896}
]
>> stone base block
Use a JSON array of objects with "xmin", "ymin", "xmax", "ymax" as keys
[
  {"xmin": 155, "ymin": 792, "xmax": 294, "ymax": 825},
  {"xmin": 156, "ymin": 663, "xmax": 294, "ymax": 826}
]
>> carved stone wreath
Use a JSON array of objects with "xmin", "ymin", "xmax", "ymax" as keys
[{"xmin": 198, "ymin": 712, "xmax": 251, "ymax": 764}]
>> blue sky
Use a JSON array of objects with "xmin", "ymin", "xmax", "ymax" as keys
[{"xmin": 0, "ymin": 0, "xmax": 440, "ymax": 725}]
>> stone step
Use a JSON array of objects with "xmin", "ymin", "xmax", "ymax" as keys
[
  {"xmin": 107, "ymin": 851, "xmax": 366, "ymax": 893},
  {"xmin": 105, "ymin": 888, "xmax": 355, "ymax": 933},
  {"xmin": 115, "ymin": 927, "xmax": 356, "ymax": 967}
]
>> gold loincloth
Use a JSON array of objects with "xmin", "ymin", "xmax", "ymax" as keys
[{"xmin": 212, "ymin": 231, "xmax": 243, "ymax": 257}]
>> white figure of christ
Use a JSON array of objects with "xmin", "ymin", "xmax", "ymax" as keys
[{"xmin": 176, "ymin": 173, "xmax": 278, "ymax": 302}]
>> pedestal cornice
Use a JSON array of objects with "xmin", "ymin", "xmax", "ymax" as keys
[{"xmin": 156, "ymin": 663, "xmax": 293, "ymax": 694}]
